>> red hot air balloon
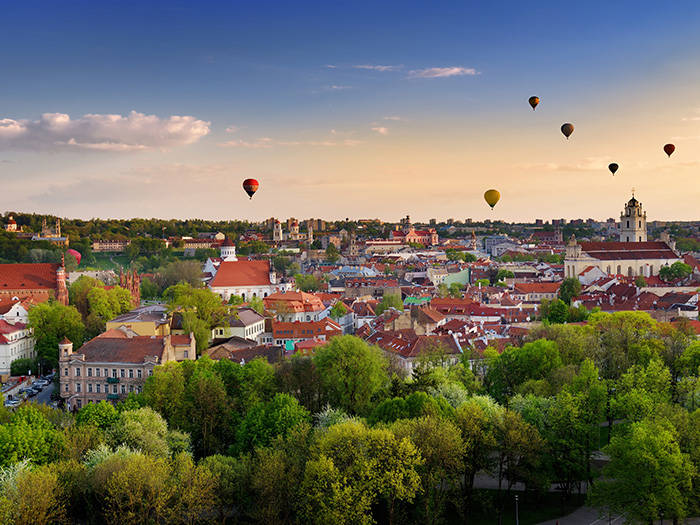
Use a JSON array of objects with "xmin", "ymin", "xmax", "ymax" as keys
[
  {"xmin": 242, "ymin": 179, "xmax": 259, "ymax": 199},
  {"xmin": 663, "ymin": 144, "xmax": 675, "ymax": 157},
  {"xmin": 66, "ymin": 249, "xmax": 81, "ymax": 265}
]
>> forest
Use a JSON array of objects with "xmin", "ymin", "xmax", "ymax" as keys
[{"xmin": 1, "ymin": 311, "xmax": 699, "ymax": 524}]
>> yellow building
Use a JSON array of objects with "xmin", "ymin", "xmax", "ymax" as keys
[{"xmin": 105, "ymin": 305, "xmax": 171, "ymax": 337}]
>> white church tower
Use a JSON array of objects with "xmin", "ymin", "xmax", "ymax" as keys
[
  {"xmin": 619, "ymin": 193, "xmax": 647, "ymax": 242},
  {"xmin": 220, "ymin": 238, "xmax": 237, "ymax": 261}
]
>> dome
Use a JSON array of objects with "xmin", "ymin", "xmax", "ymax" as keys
[
  {"xmin": 627, "ymin": 196, "xmax": 639, "ymax": 206},
  {"xmin": 221, "ymin": 237, "xmax": 235, "ymax": 247}
]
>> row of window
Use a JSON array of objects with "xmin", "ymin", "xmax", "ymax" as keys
[
  {"xmin": 65, "ymin": 383, "xmax": 143, "ymax": 394},
  {"xmin": 64, "ymin": 367, "xmax": 151, "ymax": 378}
]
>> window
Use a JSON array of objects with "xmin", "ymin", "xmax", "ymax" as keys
[
  {"xmin": 130, "ymin": 385, "xmax": 134, "ymax": 392},
  {"xmin": 128, "ymin": 369, "xmax": 133, "ymax": 378},
  {"xmin": 104, "ymin": 368, "xmax": 108, "ymax": 377},
  {"xmin": 64, "ymin": 368, "xmax": 68, "ymax": 377},
  {"xmin": 87, "ymin": 368, "xmax": 92, "ymax": 377},
  {"xmin": 184, "ymin": 351, "xmax": 188, "ymax": 358},
  {"xmin": 76, "ymin": 400, "xmax": 82, "ymax": 409},
  {"xmin": 120, "ymin": 369, "xmax": 125, "ymax": 378},
  {"xmin": 137, "ymin": 369, "xmax": 142, "ymax": 379},
  {"xmin": 112, "ymin": 385, "xmax": 117, "ymax": 394},
  {"xmin": 88, "ymin": 383, "xmax": 93, "ymax": 393},
  {"xmin": 96, "ymin": 368, "xmax": 100, "ymax": 377},
  {"xmin": 120, "ymin": 385, "xmax": 126, "ymax": 394},
  {"xmin": 112, "ymin": 369, "xmax": 117, "ymax": 378},
  {"xmin": 148, "ymin": 370, "xmax": 153, "ymax": 376},
  {"xmin": 626, "ymin": 220, "xmax": 630, "ymax": 228},
  {"xmin": 76, "ymin": 383, "xmax": 81, "ymax": 393},
  {"xmin": 75, "ymin": 368, "xmax": 81, "ymax": 377},
  {"xmin": 96, "ymin": 384, "xmax": 101, "ymax": 393},
  {"xmin": 65, "ymin": 384, "xmax": 69, "ymax": 392}
]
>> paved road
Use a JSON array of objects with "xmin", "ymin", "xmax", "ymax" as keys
[
  {"xmin": 538, "ymin": 507, "xmax": 700, "ymax": 525},
  {"xmin": 34, "ymin": 382, "xmax": 55, "ymax": 405}
]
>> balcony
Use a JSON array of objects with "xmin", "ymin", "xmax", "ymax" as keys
[
  {"xmin": 106, "ymin": 377, "xmax": 120, "ymax": 384},
  {"xmin": 106, "ymin": 393, "xmax": 119, "ymax": 400}
]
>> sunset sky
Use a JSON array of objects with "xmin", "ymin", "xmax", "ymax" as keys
[{"xmin": 2, "ymin": 1, "xmax": 700, "ymax": 223}]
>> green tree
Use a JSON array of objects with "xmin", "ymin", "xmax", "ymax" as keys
[
  {"xmin": 27, "ymin": 302, "xmax": 84, "ymax": 369},
  {"xmin": 589, "ymin": 419, "xmax": 694, "ymax": 523},
  {"xmin": 314, "ymin": 336, "xmax": 389, "ymax": 415},
  {"xmin": 659, "ymin": 261, "xmax": 693, "ymax": 282},
  {"xmin": 329, "ymin": 301, "xmax": 348, "ymax": 320},
  {"xmin": 546, "ymin": 298, "xmax": 570, "ymax": 323},
  {"xmin": 558, "ymin": 277, "xmax": 582, "ymax": 305},
  {"xmin": 76, "ymin": 400, "xmax": 119, "ymax": 430},
  {"xmin": 294, "ymin": 273, "xmax": 324, "ymax": 292},
  {"xmin": 235, "ymin": 393, "xmax": 310, "ymax": 452},
  {"xmin": 107, "ymin": 407, "xmax": 175, "ymax": 458},
  {"xmin": 325, "ymin": 243, "xmax": 340, "ymax": 262},
  {"xmin": 0, "ymin": 405, "xmax": 64, "ymax": 467},
  {"xmin": 9, "ymin": 358, "xmax": 34, "ymax": 376},
  {"xmin": 139, "ymin": 275, "xmax": 160, "ymax": 299},
  {"xmin": 635, "ymin": 275, "xmax": 648, "ymax": 288},
  {"xmin": 375, "ymin": 294, "xmax": 404, "ymax": 315}
]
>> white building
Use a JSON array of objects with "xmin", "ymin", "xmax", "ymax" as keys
[
  {"xmin": 212, "ymin": 307, "xmax": 266, "ymax": 342},
  {"xmin": 0, "ymin": 320, "xmax": 35, "ymax": 377}
]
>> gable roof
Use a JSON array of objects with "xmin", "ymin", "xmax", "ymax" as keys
[
  {"xmin": 209, "ymin": 260, "xmax": 272, "ymax": 288},
  {"xmin": 0, "ymin": 263, "xmax": 59, "ymax": 290},
  {"xmin": 579, "ymin": 241, "xmax": 678, "ymax": 261},
  {"xmin": 77, "ymin": 335, "xmax": 166, "ymax": 363}
]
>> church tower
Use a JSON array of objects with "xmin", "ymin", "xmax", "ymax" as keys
[
  {"xmin": 273, "ymin": 220, "xmax": 283, "ymax": 242},
  {"xmin": 220, "ymin": 237, "xmax": 237, "ymax": 261},
  {"xmin": 619, "ymin": 193, "xmax": 647, "ymax": 242}
]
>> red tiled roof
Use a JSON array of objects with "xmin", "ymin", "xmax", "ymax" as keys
[
  {"xmin": 0, "ymin": 319, "xmax": 26, "ymax": 334},
  {"xmin": 264, "ymin": 291, "xmax": 325, "ymax": 313},
  {"xmin": 210, "ymin": 260, "xmax": 271, "ymax": 288},
  {"xmin": 77, "ymin": 336, "xmax": 166, "ymax": 363},
  {"xmin": 513, "ymin": 282, "xmax": 561, "ymax": 294},
  {"xmin": 272, "ymin": 318, "xmax": 342, "ymax": 339},
  {"xmin": 0, "ymin": 263, "xmax": 59, "ymax": 290},
  {"xmin": 170, "ymin": 334, "xmax": 193, "ymax": 345},
  {"xmin": 579, "ymin": 241, "xmax": 678, "ymax": 261}
]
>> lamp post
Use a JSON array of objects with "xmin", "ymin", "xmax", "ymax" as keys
[{"xmin": 515, "ymin": 494, "xmax": 519, "ymax": 525}]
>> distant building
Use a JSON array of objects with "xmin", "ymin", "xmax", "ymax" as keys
[
  {"xmin": 32, "ymin": 218, "xmax": 69, "ymax": 247},
  {"xmin": 0, "ymin": 262, "xmax": 68, "ymax": 305},
  {"xmin": 0, "ymin": 319, "xmax": 35, "ymax": 378},
  {"xmin": 59, "ymin": 330, "xmax": 194, "ymax": 409},
  {"xmin": 212, "ymin": 307, "xmax": 266, "ymax": 342},
  {"xmin": 272, "ymin": 318, "xmax": 341, "ymax": 348},
  {"xmin": 106, "ymin": 304, "xmax": 170, "ymax": 336},
  {"xmin": 263, "ymin": 291, "xmax": 327, "ymax": 322},
  {"xmin": 91, "ymin": 239, "xmax": 130, "ymax": 252},
  {"xmin": 389, "ymin": 215, "xmax": 439, "ymax": 246}
]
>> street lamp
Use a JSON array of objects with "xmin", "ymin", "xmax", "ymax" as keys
[{"xmin": 515, "ymin": 494, "xmax": 519, "ymax": 525}]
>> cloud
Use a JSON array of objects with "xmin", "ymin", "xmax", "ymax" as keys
[
  {"xmin": 328, "ymin": 85, "xmax": 351, "ymax": 90},
  {"xmin": 408, "ymin": 67, "xmax": 479, "ymax": 78},
  {"xmin": 325, "ymin": 64, "xmax": 337, "ymax": 69},
  {"xmin": 0, "ymin": 111, "xmax": 210, "ymax": 152},
  {"xmin": 225, "ymin": 125, "xmax": 240, "ymax": 133},
  {"xmin": 383, "ymin": 116, "xmax": 402, "ymax": 121},
  {"xmin": 371, "ymin": 127, "xmax": 389, "ymax": 135},
  {"xmin": 516, "ymin": 157, "xmax": 611, "ymax": 172},
  {"xmin": 353, "ymin": 64, "xmax": 402, "ymax": 72},
  {"xmin": 219, "ymin": 137, "xmax": 363, "ymax": 148}
]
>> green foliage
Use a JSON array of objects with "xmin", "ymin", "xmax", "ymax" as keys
[
  {"xmin": 294, "ymin": 273, "xmax": 324, "ymax": 292},
  {"xmin": 165, "ymin": 282, "xmax": 228, "ymax": 351},
  {"xmin": 0, "ymin": 405, "xmax": 64, "ymax": 467},
  {"xmin": 329, "ymin": 301, "xmax": 349, "ymax": 319},
  {"xmin": 375, "ymin": 293, "xmax": 403, "ymax": 315},
  {"xmin": 659, "ymin": 261, "xmax": 693, "ymax": 282},
  {"xmin": 76, "ymin": 401, "xmax": 119, "ymax": 430},
  {"xmin": 325, "ymin": 243, "xmax": 340, "ymax": 262},
  {"xmin": 635, "ymin": 275, "xmax": 648, "ymax": 288},
  {"xmin": 27, "ymin": 301, "xmax": 84, "ymax": 369},
  {"xmin": 9, "ymin": 358, "xmax": 34, "ymax": 376},
  {"xmin": 474, "ymin": 278, "xmax": 490, "ymax": 286},
  {"xmin": 589, "ymin": 419, "xmax": 694, "ymax": 523},
  {"xmin": 235, "ymin": 393, "xmax": 310, "ymax": 453},
  {"xmin": 558, "ymin": 277, "xmax": 582, "ymax": 305},
  {"xmin": 139, "ymin": 276, "xmax": 160, "ymax": 299},
  {"xmin": 314, "ymin": 336, "xmax": 389, "ymax": 415}
]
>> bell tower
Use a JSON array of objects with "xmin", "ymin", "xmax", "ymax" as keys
[{"xmin": 619, "ymin": 191, "xmax": 647, "ymax": 242}]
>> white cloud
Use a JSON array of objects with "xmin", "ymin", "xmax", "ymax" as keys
[
  {"xmin": 325, "ymin": 64, "xmax": 337, "ymax": 69},
  {"xmin": 371, "ymin": 127, "xmax": 389, "ymax": 135},
  {"xmin": 408, "ymin": 67, "xmax": 479, "ymax": 78},
  {"xmin": 353, "ymin": 64, "xmax": 402, "ymax": 72},
  {"xmin": 383, "ymin": 116, "xmax": 402, "ymax": 121},
  {"xmin": 328, "ymin": 85, "xmax": 351, "ymax": 90},
  {"xmin": 225, "ymin": 125, "xmax": 240, "ymax": 133},
  {"xmin": 516, "ymin": 157, "xmax": 611, "ymax": 172},
  {"xmin": 0, "ymin": 111, "xmax": 210, "ymax": 152},
  {"xmin": 219, "ymin": 137, "xmax": 362, "ymax": 148}
]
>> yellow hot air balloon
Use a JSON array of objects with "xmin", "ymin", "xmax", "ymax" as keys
[{"xmin": 484, "ymin": 189, "xmax": 500, "ymax": 210}]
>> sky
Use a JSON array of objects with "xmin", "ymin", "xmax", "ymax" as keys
[{"xmin": 2, "ymin": 1, "xmax": 700, "ymax": 223}]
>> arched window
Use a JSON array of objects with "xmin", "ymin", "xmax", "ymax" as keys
[
  {"xmin": 606, "ymin": 265, "xmax": 611, "ymax": 274},
  {"xmin": 650, "ymin": 265, "xmax": 654, "ymax": 275},
  {"xmin": 640, "ymin": 266, "xmax": 644, "ymax": 275},
  {"xmin": 626, "ymin": 220, "xmax": 630, "ymax": 228},
  {"xmin": 627, "ymin": 266, "xmax": 634, "ymax": 277},
  {"xmin": 617, "ymin": 265, "xmax": 621, "ymax": 275}
]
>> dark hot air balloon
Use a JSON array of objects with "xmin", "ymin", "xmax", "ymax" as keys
[
  {"xmin": 528, "ymin": 96, "xmax": 539, "ymax": 110},
  {"xmin": 663, "ymin": 144, "xmax": 675, "ymax": 157},
  {"xmin": 484, "ymin": 189, "xmax": 500, "ymax": 210},
  {"xmin": 561, "ymin": 123, "xmax": 574, "ymax": 139},
  {"xmin": 66, "ymin": 249, "xmax": 81, "ymax": 265},
  {"xmin": 242, "ymin": 179, "xmax": 259, "ymax": 199},
  {"xmin": 608, "ymin": 163, "xmax": 619, "ymax": 176}
]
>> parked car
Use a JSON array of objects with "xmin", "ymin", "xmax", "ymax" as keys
[{"xmin": 4, "ymin": 399, "xmax": 20, "ymax": 408}]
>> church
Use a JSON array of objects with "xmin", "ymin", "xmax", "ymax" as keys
[{"xmin": 565, "ymin": 194, "xmax": 681, "ymax": 279}]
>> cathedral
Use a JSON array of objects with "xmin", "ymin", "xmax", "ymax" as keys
[{"xmin": 564, "ymin": 194, "xmax": 681, "ymax": 279}]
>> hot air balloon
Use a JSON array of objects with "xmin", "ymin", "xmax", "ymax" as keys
[
  {"xmin": 561, "ymin": 123, "xmax": 574, "ymax": 139},
  {"xmin": 242, "ymin": 178, "xmax": 259, "ymax": 199},
  {"xmin": 663, "ymin": 144, "xmax": 675, "ymax": 157},
  {"xmin": 608, "ymin": 163, "xmax": 619, "ymax": 176},
  {"xmin": 66, "ymin": 249, "xmax": 81, "ymax": 265},
  {"xmin": 484, "ymin": 189, "xmax": 500, "ymax": 210},
  {"xmin": 528, "ymin": 96, "xmax": 539, "ymax": 110}
]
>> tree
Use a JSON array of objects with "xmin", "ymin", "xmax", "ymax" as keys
[
  {"xmin": 27, "ymin": 302, "xmax": 84, "ymax": 369},
  {"xmin": 0, "ymin": 463, "xmax": 66, "ymax": 525},
  {"xmin": 107, "ymin": 407, "xmax": 174, "ymax": 458},
  {"xmin": 589, "ymin": 419, "xmax": 694, "ymax": 523},
  {"xmin": 165, "ymin": 282, "xmax": 228, "ymax": 351},
  {"xmin": 0, "ymin": 405, "xmax": 64, "ymax": 467},
  {"xmin": 635, "ymin": 275, "xmax": 648, "ymax": 288},
  {"xmin": 391, "ymin": 416, "xmax": 464, "ymax": 525},
  {"xmin": 294, "ymin": 273, "xmax": 324, "ymax": 292},
  {"xmin": 659, "ymin": 261, "xmax": 693, "ymax": 282},
  {"xmin": 76, "ymin": 400, "xmax": 119, "ymax": 430},
  {"xmin": 313, "ymin": 336, "xmax": 389, "ymax": 415},
  {"xmin": 302, "ymin": 421, "xmax": 422, "ymax": 525},
  {"xmin": 235, "ymin": 393, "xmax": 310, "ymax": 453},
  {"xmin": 375, "ymin": 294, "xmax": 403, "ymax": 315},
  {"xmin": 10, "ymin": 358, "xmax": 34, "ymax": 376},
  {"xmin": 546, "ymin": 298, "xmax": 569, "ymax": 324},
  {"xmin": 558, "ymin": 277, "xmax": 581, "ymax": 305},
  {"xmin": 325, "ymin": 243, "xmax": 340, "ymax": 262},
  {"xmin": 496, "ymin": 269, "xmax": 514, "ymax": 281},
  {"xmin": 248, "ymin": 295, "xmax": 264, "ymax": 314},
  {"xmin": 139, "ymin": 276, "xmax": 160, "ymax": 299},
  {"xmin": 329, "ymin": 301, "xmax": 348, "ymax": 320}
]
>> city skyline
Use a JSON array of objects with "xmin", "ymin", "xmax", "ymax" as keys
[{"xmin": 2, "ymin": 2, "xmax": 700, "ymax": 221}]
